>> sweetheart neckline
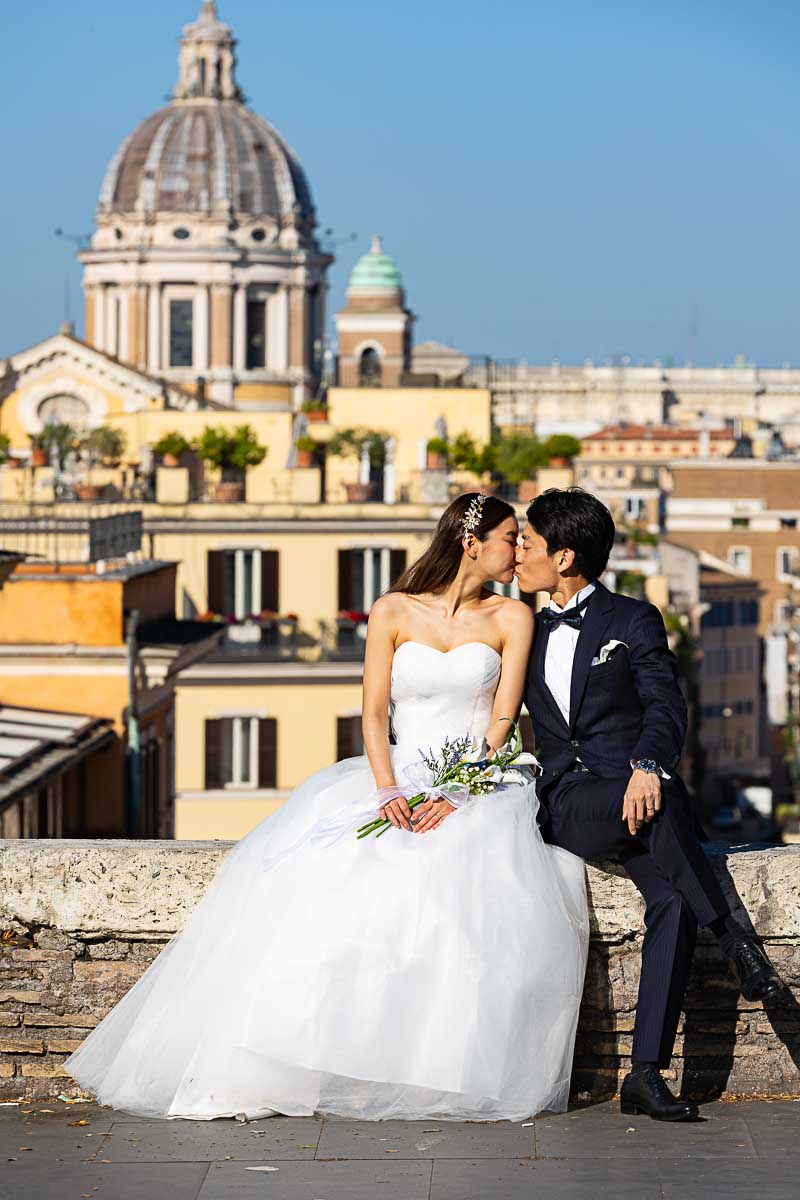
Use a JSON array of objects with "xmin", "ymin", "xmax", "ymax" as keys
[{"xmin": 394, "ymin": 640, "xmax": 502, "ymax": 661}]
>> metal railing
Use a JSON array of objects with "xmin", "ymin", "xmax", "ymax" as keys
[{"xmin": 0, "ymin": 502, "xmax": 143, "ymax": 566}]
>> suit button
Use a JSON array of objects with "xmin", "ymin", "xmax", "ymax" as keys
[{"xmin": 570, "ymin": 739, "xmax": 580, "ymax": 748}]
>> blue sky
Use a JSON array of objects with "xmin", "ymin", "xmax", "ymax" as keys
[{"xmin": 1, "ymin": 0, "xmax": 797, "ymax": 365}]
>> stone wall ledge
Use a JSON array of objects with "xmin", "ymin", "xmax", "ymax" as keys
[{"xmin": 1, "ymin": 840, "xmax": 799, "ymax": 1102}]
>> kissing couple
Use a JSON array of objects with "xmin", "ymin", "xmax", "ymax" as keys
[{"xmin": 66, "ymin": 488, "xmax": 783, "ymax": 1122}]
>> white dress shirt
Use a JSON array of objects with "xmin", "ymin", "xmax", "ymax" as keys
[{"xmin": 543, "ymin": 582, "xmax": 596, "ymax": 726}]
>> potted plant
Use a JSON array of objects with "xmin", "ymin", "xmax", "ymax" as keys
[
  {"xmin": 327, "ymin": 428, "xmax": 389, "ymax": 503},
  {"xmin": 194, "ymin": 424, "xmax": 267, "ymax": 502},
  {"xmin": 30, "ymin": 432, "xmax": 49, "ymax": 468},
  {"xmin": 494, "ymin": 432, "xmax": 548, "ymax": 499},
  {"xmin": 302, "ymin": 396, "xmax": 328, "ymax": 424},
  {"xmin": 0, "ymin": 433, "xmax": 11, "ymax": 465},
  {"xmin": 426, "ymin": 436, "xmax": 449, "ymax": 470},
  {"xmin": 76, "ymin": 425, "xmax": 127, "ymax": 499},
  {"xmin": 37, "ymin": 423, "xmax": 78, "ymax": 471},
  {"xmin": 295, "ymin": 435, "xmax": 317, "ymax": 469},
  {"xmin": 543, "ymin": 433, "xmax": 581, "ymax": 468},
  {"xmin": 153, "ymin": 430, "xmax": 191, "ymax": 467}
]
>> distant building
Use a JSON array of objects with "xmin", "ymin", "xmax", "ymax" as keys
[{"xmin": 334, "ymin": 237, "xmax": 414, "ymax": 388}]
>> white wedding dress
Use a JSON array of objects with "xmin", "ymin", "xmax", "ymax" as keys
[{"xmin": 65, "ymin": 641, "xmax": 589, "ymax": 1122}]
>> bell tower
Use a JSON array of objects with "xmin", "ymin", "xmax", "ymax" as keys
[{"xmin": 335, "ymin": 237, "xmax": 414, "ymax": 387}]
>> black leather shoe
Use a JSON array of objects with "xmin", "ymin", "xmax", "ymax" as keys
[
  {"xmin": 620, "ymin": 1068, "xmax": 698, "ymax": 1121},
  {"xmin": 728, "ymin": 936, "xmax": 785, "ymax": 1001}
]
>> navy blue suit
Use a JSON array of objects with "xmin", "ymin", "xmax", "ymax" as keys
[{"xmin": 526, "ymin": 581, "xmax": 729, "ymax": 1067}]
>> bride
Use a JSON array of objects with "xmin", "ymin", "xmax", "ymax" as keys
[{"xmin": 65, "ymin": 493, "xmax": 589, "ymax": 1122}]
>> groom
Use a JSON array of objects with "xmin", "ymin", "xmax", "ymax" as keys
[{"xmin": 516, "ymin": 487, "xmax": 783, "ymax": 1122}]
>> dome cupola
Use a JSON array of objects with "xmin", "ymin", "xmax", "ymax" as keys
[
  {"xmin": 80, "ymin": 2, "xmax": 331, "ymax": 410},
  {"xmin": 348, "ymin": 236, "xmax": 404, "ymax": 294}
]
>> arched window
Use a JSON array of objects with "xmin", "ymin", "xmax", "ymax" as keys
[
  {"xmin": 358, "ymin": 347, "xmax": 382, "ymax": 387},
  {"xmin": 37, "ymin": 395, "xmax": 90, "ymax": 429}
]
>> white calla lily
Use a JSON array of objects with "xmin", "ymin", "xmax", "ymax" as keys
[
  {"xmin": 461, "ymin": 738, "xmax": 489, "ymax": 764},
  {"xmin": 512, "ymin": 752, "xmax": 540, "ymax": 766},
  {"xmin": 501, "ymin": 769, "xmax": 525, "ymax": 785}
]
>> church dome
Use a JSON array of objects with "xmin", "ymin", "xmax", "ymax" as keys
[
  {"xmin": 348, "ymin": 236, "xmax": 403, "ymax": 292},
  {"xmin": 97, "ymin": 2, "xmax": 315, "ymax": 229}
]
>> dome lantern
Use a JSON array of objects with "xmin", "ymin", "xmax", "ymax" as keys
[{"xmin": 174, "ymin": 1, "xmax": 242, "ymax": 102}]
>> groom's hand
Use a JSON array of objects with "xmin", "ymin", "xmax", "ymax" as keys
[{"xmin": 622, "ymin": 769, "xmax": 662, "ymax": 836}]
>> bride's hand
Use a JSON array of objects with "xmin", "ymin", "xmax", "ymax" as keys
[
  {"xmin": 378, "ymin": 789, "xmax": 414, "ymax": 832},
  {"xmin": 412, "ymin": 797, "xmax": 456, "ymax": 833}
]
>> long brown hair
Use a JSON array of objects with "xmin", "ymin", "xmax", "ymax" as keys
[{"xmin": 391, "ymin": 492, "xmax": 517, "ymax": 596}]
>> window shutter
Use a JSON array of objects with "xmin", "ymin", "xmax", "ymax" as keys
[
  {"xmin": 258, "ymin": 718, "xmax": 277, "ymax": 788},
  {"xmin": 205, "ymin": 719, "xmax": 223, "ymax": 789},
  {"xmin": 260, "ymin": 550, "xmax": 279, "ymax": 612},
  {"xmin": 206, "ymin": 551, "xmax": 226, "ymax": 615},
  {"xmin": 338, "ymin": 550, "xmax": 355, "ymax": 610},
  {"xmin": 389, "ymin": 549, "xmax": 407, "ymax": 588}
]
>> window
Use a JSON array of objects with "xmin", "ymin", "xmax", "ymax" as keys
[
  {"xmin": 204, "ymin": 717, "xmax": 277, "ymax": 788},
  {"xmin": 358, "ymin": 347, "xmax": 382, "ymax": 386},
  {"xmin": 207, "ymin": 549, "xmax": 279, "ymax": 619},
  {"xmin": 775, "ymin": 600, "xmax": 791, "ymax": 628},
  {"xmin": 169, "ymin": 299, "xmax": 193, "ymax": 366},
  {"xmin": 245, "ymin": 298, "xmax": 266, "ymax": 369},
  {"xmin": 37, "ymin": 395, "xmax": 90, "ymax": 429},
  {"xmin": 728, "ymin": 546, "xmax": 751, "ymax": 574},
  {"xmin": 625, "ymin": 496, "xmax": 645, "ymax": 519},
  {"xmin": 732, "ymin": 517, "xmax": 749, "ymax": 529},
  {"xmin": 337, "ymin": 715, "xmax": 364, "ymax": 761},
  {"xmin": 338, "ymin": 548, "xmax": 407, "ymax": 612},
  {"xmin": 780, "ymin": 518, "xmax": 797, "ymax": 529},
  {"xmin": 777, "ymin": 546, "xmax": 797, "ymax": 580}
]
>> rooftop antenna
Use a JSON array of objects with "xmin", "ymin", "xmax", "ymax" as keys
[
  {"xmin": 54, "ymin": 227, "xmax": 91, "ymax": 325},
  {"xmin": 320, "ymin": 228, "xmax": 358, "ymax": 255}
]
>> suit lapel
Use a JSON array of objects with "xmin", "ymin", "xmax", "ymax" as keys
[
  {"xmin": 531, "ymin": 611, "xmax": 570, "ymax": 735},
  {"xmin": 567, "ymin": 582, "xmax": 615, "ymax": 732}
]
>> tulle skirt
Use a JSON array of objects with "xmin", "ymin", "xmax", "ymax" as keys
[{"xmin": 65, "ymin": 752, "xmax": 589, "ymax": 1122}]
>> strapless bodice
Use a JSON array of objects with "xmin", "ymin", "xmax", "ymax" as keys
[{"xmin": 390, "ymin": 641, "xmax": 501, "ymax": 754}]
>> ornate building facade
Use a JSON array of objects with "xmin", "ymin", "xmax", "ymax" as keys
[{"xmin": 80, "ymin": 1, "xmax": 331, "ymax": 409}]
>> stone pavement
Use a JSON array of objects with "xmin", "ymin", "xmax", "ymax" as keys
[{"xmin": 1, "ymin": 1098, "xmax": 798, "ymax": 1200}]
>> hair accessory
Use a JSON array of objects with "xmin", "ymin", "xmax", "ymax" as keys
[{"xmin": 461, "ymin": 493, "xmax": 487, "ymax": 537}]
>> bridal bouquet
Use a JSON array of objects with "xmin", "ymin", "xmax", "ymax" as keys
[{"xmin": 357, "ymin": 721, "xmax": 540, "ymax": 840}]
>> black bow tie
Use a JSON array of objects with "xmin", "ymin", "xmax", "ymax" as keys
[{"xmin": 540, "ymin": 595, "xmax": 592, "ymax": 630}]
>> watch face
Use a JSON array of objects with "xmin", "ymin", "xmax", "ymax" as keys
[{"xmin": 636, "ymin": 759, "xmax": 658, "ymax": 773}]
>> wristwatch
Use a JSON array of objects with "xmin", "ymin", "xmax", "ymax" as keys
[{"xmin": 631, "ymin": 758, "xmax": 659, "ymax": 774}]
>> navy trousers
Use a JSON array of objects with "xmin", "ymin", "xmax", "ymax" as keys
[{"xmin": 541, "ymin": 771, "xmax": 730, "ymax": 1067}]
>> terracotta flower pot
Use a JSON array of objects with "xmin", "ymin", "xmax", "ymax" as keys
[
  {"xmin": 295, "ymin": 449, "xmax": 314, "ymax": 468},
  {"xmin": 517, "ymin": 480, "xmax": 538, "ymax": 503},
  {"xmin": 548, "ymin": 456, "xmax": 569, "ymax": 468},
  {"xmin": 74, "ymin": 483, "xmax": 102, "ymax": 501},
  {"xmin": 5, "ymin": 457, "xmax": 22, "ymax": 470},
  {"xmin": 426, "ymin": 452, "xmax": 446, "ymax": 470},
  {"xmin": 305, "ymin": 409, "xmax": 327, "ymax": 423},
  {"xmin": 344, "ymin": 481, "xmax": 377, "ymax": 503},
  {"xmin": 31, "ymin": 449, "xmax": 48, "ymax": 468},
  {"xmin": 161, "ymin": 453, "xmax": 180, "ymax": 468},
  {"xmin": 213, "ymin": 481, "xmax": 245, "ymax": 503}
]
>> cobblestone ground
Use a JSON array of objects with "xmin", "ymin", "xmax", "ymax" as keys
[{"xmin": 1, "ymin": 1098, "xmax": 798, "ymax": 1199}]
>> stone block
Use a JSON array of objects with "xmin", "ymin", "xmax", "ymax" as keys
[
  {"xmin": 23, "ymin": 1012, "xmax": 98, "ymax": 1028},
  {"xmin": 47, "ymin": 1039, "xmax": 83, "ymax": 1054},
  {"xmin": 0, "ymin": 990, "xmax": 40, "ymax": 1004},
  {"xmin": 0, "ymin": 1014, "xmax": 20, "ymax": 1027},
  {"xmin": 0, "ymin": 1037, "xmax": 44, "ymax": 1054},
  {"xmin": 20, "ymin": 1059, "xmax": 70, "ymax": 1078},
  {"xmin": 0, "ymin": 1063, "xmax": 14, "ymax": 1077}
]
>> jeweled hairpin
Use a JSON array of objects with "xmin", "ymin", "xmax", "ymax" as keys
[{"xmin": 461, "ymin": 493, "xmax": 487, "ymax": 537}]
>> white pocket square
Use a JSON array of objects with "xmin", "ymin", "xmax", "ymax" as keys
[{"xmin": 591, "ymin": 639, "xmax": 628, "ymax": 667}]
